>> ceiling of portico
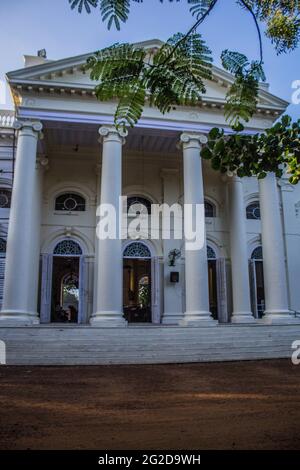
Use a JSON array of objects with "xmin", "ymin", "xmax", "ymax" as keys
[
  {"xmin": 40, "ymin": 121, "xmax": 223, "ymax": 180},
  {"xmin": 42, "ymin": 122, "xmax": 179, "ymax": 156}
]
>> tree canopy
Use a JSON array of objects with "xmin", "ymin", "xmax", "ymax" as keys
[{"xmin": 68, "ymin": 1, "xmax": 300, "ymax": 183}]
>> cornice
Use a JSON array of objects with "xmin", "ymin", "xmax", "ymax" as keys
[{"xmin": 9, "ymin": 81, "xmax": 284, "ymax": 118}]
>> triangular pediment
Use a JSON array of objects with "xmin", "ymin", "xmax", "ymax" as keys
[{"xmin": 6, "ymin": 38, "xmax": 288, "ymax": 112}]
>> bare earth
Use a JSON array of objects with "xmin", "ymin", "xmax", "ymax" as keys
[{"xmin": 0, "ymin": 360, "xmax": 299, "ymax": 450}]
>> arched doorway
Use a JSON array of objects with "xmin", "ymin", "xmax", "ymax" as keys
[
  {"xmin": 123, "ymin": 241, "xmax": 152, "ymax": 323},
  {"xmin": 207, "ymin": 245, "xmax": 218, "ymax": 320},
  {"xmin": 250, "ymin": 246, "xmax": 265, "ymax": 318},
  {"xmin": 0, "ymin": 237, "xmax": 7, "ymax": 309},
  {"xmin": 51, "ymin": 240, "xmax": 82, "ymax": 323}
]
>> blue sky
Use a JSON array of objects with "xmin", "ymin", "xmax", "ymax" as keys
[{"xmin": 0, "ymin": 0, "xmax": 299, "ymax": 119}]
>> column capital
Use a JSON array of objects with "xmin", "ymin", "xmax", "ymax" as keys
[
  {"xmin": 14, "ymin": 120, "xmax": 43, "ymax": 139},
  {"xmin": 179, "ymin": 132, "xmax": 208, "ymax": 150},
  {"xmin": 98, "ymin": 125, "xmax": 128, "ymax": 145}
]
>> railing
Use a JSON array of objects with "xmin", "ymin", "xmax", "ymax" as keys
[{"xmin": 0, "ymin": 111, "xmax": 15, "ymax": 128}]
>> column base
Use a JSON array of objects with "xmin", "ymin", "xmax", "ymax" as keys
[
  {"xmin": 231, "ymin": 313, "xmax": 256, "ymax": 324},
  {"xmin": 0, "ymin": 311, "xmax": 40, "ymax": 326},
  {"xmin": 179, "ymin": 311, "xmax": 217, "ymax": 327},
  {"xmin": 261, "ymin": 311, "xmax": 300, "ymax": 325},
  {"xmin": 161, "ymin": 312, "xmax": 183, "ymax": 325},
  {"xmin": 90, "ymin": 311, "xmax": 127, "ymax": 328}
]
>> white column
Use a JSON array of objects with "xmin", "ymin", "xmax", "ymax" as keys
[
  {"xmin": 227, "ymin": 175, "xmax": 254, "ymax": 323},
  {"xmin": 161, "ymin": 169, "xmax": 183, "ymax": 325},
  {"xmin": 259, "ymin": 173, "xmax": 297, "ymax": 324},
  {"xmin": 179, "ymin": 133, "xmax": 216, "ymax": 327},
  {"xmin": 90, "ymin": 126, "xmax": 127, "ymax": 327},
  {"xmin": 0, "ymin": 121, "xmax": 44, "ymax": 325}
]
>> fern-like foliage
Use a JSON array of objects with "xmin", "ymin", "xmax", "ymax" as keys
[
  {"xmin": 100, "ymin": 0, "xmax": 130, "ymax": 30},
  {"xmin": 221, "ymin": 49, "xmax": 266, "ymax": 126},
  {"xmin": 221, "ymin": 50, "xmax": 249, "ymax": 76},
  {"xmin": 224, "ymin": 75, "xmax": 259, "ymax": 128},
  {"xmin": 69, "ymin": 0, "xmax": 144, "ymax": 29},
  {"xmin": 69, "ymin": 0, "xmax": 216, "ymax": 30},
  {"xmin": 86, "ymin": 33, "xmax": 212, "ymax": 129},
  {"xmin": 68, "ymin": 0, "xmax": 98, "ymax": 14},
  {"xmin": 187, "ymin": 0, "xmax": 215, "ymax": 20},
  {"xmin": 70, "ymin": 0, "xmax": 299, "ymax": 129}
]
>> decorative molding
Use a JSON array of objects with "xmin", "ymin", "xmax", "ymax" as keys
[
  {"xmin": 17, "ymin": 109, "xmax": 266, "ymax": 135},
  {"xmin": 64, "ymin": 226, "xmax": 74, "ymax": 238}
]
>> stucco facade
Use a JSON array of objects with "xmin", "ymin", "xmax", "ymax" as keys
[{"xmin": 1, "ymin": 40, "xmax": 300, "ymax": 329}]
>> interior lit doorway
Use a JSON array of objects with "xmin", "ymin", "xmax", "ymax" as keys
[
  {"xmin": 50, "ymin": 239, "xmax": 82, "ymax": 323},
  {"xmin": 250, "ymin": 246, "xmax": 265, "ymax": 318},
  {"xmin": 123, "ymin": 242, "xmax": 152, "ymax": 323},
  {"xmin": 207, "ymin": 246, "xmax": 218, "ymax": 320},
  {"xmin": 51, "ymin": 256, "xmax": 79, "ymax": 323}
]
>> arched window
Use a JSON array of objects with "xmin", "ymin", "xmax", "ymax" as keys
[
  {"xmin": 251, "ymin": 246, "xmax": 263, "ymax": 260},
  {"xmin": 0, "ymin": 238, "xmax": 7, "ymax": 253},
  {"xmin": 205, "ymin": 200, "xmax": 216, "ymax": 218},
  {"xmin": 246, "ymin": 202, "xmax": 261, "ymax": 220},
  {"xmin": 123, "ymin": 242, "xmax": 151, "ymax": 259},
  {"xmin": 55, "ymin": 193, "xmax": 86, "ymax": 212},
  {"xmin": 0, "ymin": 189, "xmax": 12, "ymax": 209},
  {"xmin": 207, "ymin": 245, "xmax": 217, "ymax": 260},
  {"xmin": 53, "ymin": 240, "xmax": 82, "ymax": 256},
  {"xmin": 127, "ymin": 196, "xmax": 152, "ymax": 215}
]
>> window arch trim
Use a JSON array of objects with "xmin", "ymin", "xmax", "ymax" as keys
[
  {"xmin": 55, "ymin": 192, "xmax": 86, "ymax": 212},
  {"xmin": 207, "ymin": 245, "xmax": 217, "ymax": 260},
  {"xmin": 204, "ymin": 199, "xmax": 216, "ymax": 218},
  {"xmin": 251, "ymin": 246, "xmax": 263, "ymax": 261},
  {"xmin": 0, "ymin": 237, "xmax": 7, "ymax": 254},
  {"xmin": 53, "ymin": 239, "xmax": 83, "ymax": 256},
  {"xmin": 123, "ymin": 241, "xmax": 152, "ymax": 259},
  {"xmin": 246, "ymin": 201, "xmax": 261, "ymax": 220},
  {"xmin": 0, "ymin": 188, "xmax": 12, "ymax": 209},
  {"xmin": 127, "ymin": 195, "xmax": 152, "ymax": 215}
]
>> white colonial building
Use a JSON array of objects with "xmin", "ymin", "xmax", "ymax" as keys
[{"xmin": 0, "ymin": 40, "xmax": 300, "ymax": 364}]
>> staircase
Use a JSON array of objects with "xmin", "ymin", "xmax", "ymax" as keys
[{"xmin": 1, "ymin": 323, "xmax": 299, "ymax": 365}]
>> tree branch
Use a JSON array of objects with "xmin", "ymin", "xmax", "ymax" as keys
[
  {"xmin": 239, "ymin": 0, "xmax": 263, "ymax": 63},
  {"xmin": 162, "ymin": 0, "xmax": 219, "ymax": 64}
]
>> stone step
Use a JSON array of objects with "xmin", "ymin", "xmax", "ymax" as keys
[{"xmin": 1, "ymin": 324, "xmax": 299, "ymax": 365}]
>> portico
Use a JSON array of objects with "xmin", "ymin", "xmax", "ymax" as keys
[{"xmin": 0, "ymin": 39, "xmax": 299, "ymax": 334}]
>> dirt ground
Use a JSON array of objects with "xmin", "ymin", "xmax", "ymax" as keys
[{"xmin": 0, "ymin": 359, "xmax": 299, "ymax": 450}]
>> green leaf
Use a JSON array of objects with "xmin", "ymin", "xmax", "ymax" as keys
[
  {"xmin": 208, "ymin": 127, "xmax": 220, "ymax": 140},
  {"xmin": 201, "ymin": 146, "xmax": 213, "ymax": 160},
  {"xmin": 68, "ymin": 0, "xmax": 98, "ymax": 14},
  {"xmin": 114, "ymin": 79, "xmax": 146, "ymax": 129},
  {"xmin": 221, "ymin": 50, "xmax": 249, "ymax": 75},
  {"xmin": 224, "ymin": 74, "xmax": 259, "ymax": 126},
  {"xmin": 232, "ymin": 121, "xmax": 245, "ymax": 133}
]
